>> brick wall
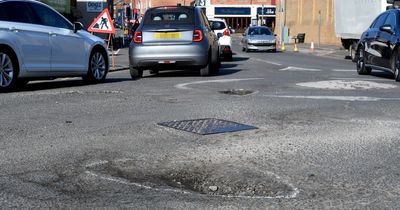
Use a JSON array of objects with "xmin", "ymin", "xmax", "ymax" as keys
[{"xmin": 275, "ymin": 0, "xmax": 340, "ymax": 45}]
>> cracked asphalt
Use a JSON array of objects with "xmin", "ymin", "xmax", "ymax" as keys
[{"xmin": 1, "ymin": 36, "xmax": 400, "ymax": 209}]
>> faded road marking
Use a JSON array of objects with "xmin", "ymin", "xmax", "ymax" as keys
[
  {"xmin": 264, "ymin": 95, "xmax": 400, "ymax": 101},
  {"xmin": 251, "ymin": 58, "xmax": 282, "ymax": 66},
  {"xmin": 175, "ymin": 78, "xmax": 264, "ymax": 90},
  {"xmin": 279, "ymin": 66, "xmax": 321, "ymax": 72},
  {"xmin": 297, "ymin": 80, "xmax": 396, "ymax": 90}
]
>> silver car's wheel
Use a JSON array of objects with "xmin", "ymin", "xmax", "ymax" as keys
[
  {"xmin": 83, "ymin": 50, "xmax": 108, "ymax": 83},
  {"xmin": 0, "ymin": 49, "xmax": 19, "ymax": 92},
  {"xmin": 0, "ymin": 53, "xmax": 14, "ymax": 88}
]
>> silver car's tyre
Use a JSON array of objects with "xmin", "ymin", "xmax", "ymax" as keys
[
  {"xmin": 0, "ymin": 49, "xmax": 18, "ymax": 92},
  {"xmin": 356, "ymin": 46, "xmax": 371, "ymax": 75},
  {"xmin": 130, "ymin": 66, "xmax": 143, "ymax": 79},
  {"xmin": 83, "ymin": 50, "xmax": 108, "ymax": 83}
]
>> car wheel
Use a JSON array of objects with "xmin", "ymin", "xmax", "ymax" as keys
[
  {"xmin": 83, "ymin": 50, "xmax": 108, "ymax": 83},
  {"xmin": 272, "ymin": 48, "xmax": 277, "ymax": 53},
  {"xmin": 130, "ymin": 66, "xmax": 143, "ymax": 79},
  {"xmin": 393, "ymin": 49, "xmax": 400, "ymax": 82},
  {"xmin": 226, "ymin": 53, "xmax": 233, "ymax": 61},
  {"xmin": 0, "ymin": 48, "xmax": 19, "ymax": 92},
  {"xmin": 200, "ymin": 52, "xmax": 212, "ymax": 76},
  {"xmin": 242, "ymin": 47, "xmax": 245, "ymax": 52},
  {"xmin": 350, "ymin": 42, "xmax": 357, "ymax": 62},
  {"xmin": 212, "ymin": 52, "xmax": 221, "ymax": 75},
  {"xmin": 356, "ymin": 46, "xmax": 371, "ymax": 75}
]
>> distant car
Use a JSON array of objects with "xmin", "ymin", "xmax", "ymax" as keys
[
  {"xmin": 0, "ymin": 0, "xmax": 109, "ymax": 92},
  {"xmin": 129, "ymin": 5, "xmax": 220, "ymax": 78},
  {"xmin": 356, "ymin": 8, "xmax": 400, "ymax": 81},
  {"xmin": 241, "ymin": 26, "xmax": 277, "ymax": 52},
  {"xmin": 209, "ymin": 18, "xmax": 233, "ymax": 61}
]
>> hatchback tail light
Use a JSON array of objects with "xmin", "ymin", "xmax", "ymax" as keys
[
  {"xmin": 193, "ymin": 29, "xmax": 203, "ymax": 42},
  {"xmin": 133, "ymin": 31, "xmax": 142, "ymax": 43},
  {"xmin": 223, "ymin": 28, "xmax": 230, "ymax": 36}
]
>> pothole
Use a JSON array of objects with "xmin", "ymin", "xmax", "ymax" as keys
[
  {"xmin": 86, "ymin": 159, "xmax": 298, "ymax": 198},
  {"xmin": 219, "ymin": 89, "xmax": 255, "ymax": 96}
]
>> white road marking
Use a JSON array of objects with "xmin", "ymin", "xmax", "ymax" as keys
[
  {"xmin": 279, "ymin": 66, "xmax": 321, "ymax": 72},
  {"xmin": 264, "ymin": 95, "xmax": 400, "ymax": 101},
  {"xmin": 332, "ymin": 69, "xmax": 355, "ymax": 72},
  {"xmin": 297, "ymin": 80, "xmax": 397, "ymax": 90},
  {"xmin": 331, "ymin": 77, "xmax": 391, "ymax": 82},
  {"xmin": 175, "ymin": 78, "xmax": 264, "ymax": 90},
  {"xmin": 250, "ymin": 58, "xmax": 282, "ymax": 66}
]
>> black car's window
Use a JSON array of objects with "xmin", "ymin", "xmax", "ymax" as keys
[
  {"xmin": 384, "ymin": 12, "xmax": 396, "ymax": 28},
  {"xmin": 371, "ymin": 13, "xmax": 388, "ymax": 29},
  {"xmin": 29, "ymin": 2, "xmax": 72, "ymax": 29},
  {"xmin": 144, "ymin": 7, "xmax": 194, "ymax": 24},
  {"xmin": 0, "ymin": 1, "xmax": 39, "ymax": 24},
  {"xmin": 210, "ymin": 21, "xmax": 226, "ymax": 30}
]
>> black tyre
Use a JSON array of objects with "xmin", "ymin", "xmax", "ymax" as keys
[
  {"xmin": 212, "ymin": 51, "xmax": 221, "ymax": 75},
  {"xmin": 356, "ymin": 46, "xmax": 371, "ymax": 75},
  {"xmin": 350, "ymin": 42, "xmax": 357, "ymax": 62},
  {"xmin": 83, "ymin": 50, "xmax": 108, "ymax": 83},
  {"xmin": 226, "ymin": 53, "xmax": 233, "ymax": 61},
  {"xmin": 0, "ymin": 48, "xmax": 19, "ymax": 92},
  {"xmin": 200, "ymin": 52, "xmax": 212, "ymax": 76},
  {"xmin": 130, "ymin": 66, "xmax": 143, "ymax": 79},
  {"xmin": 393, "ymin": 49, "xmax": 400, "ymax": 82}
]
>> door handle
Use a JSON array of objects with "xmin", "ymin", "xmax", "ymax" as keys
[
  {"xmin": 9, "ymin": 27, "xmax": 18, "ymax": 32},
  {"xmin": 49, "ymin": 32, "xmax": 57, "ymax": 37}
]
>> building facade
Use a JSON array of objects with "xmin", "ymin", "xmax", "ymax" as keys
[{"xmin": 275, "ymin": 0, "xmax": 340, "ymax": 45}]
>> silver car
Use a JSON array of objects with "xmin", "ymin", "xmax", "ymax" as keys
[
  {"xmin": 129, "ymin": 6, "xmax": 220, "ymax": 78},
  {"xmin": 241, "ymin": 26, "xmax": 277, "ymax": 52},
  {"xmin": 0, "ymin": 0, "xmax": 109, "ymax": 92}
]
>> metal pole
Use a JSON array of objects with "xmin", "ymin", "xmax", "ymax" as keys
[
  {"xmin": 318, "ymin": 10, "xmax": 321, "ymax": 47},
  {"xmin": 261, "ymin": 4, "xmax": 264, "ymax": 26},
  {"xmin": 280, "ymin": 0, "xmax": 285, "ymax": 44}
]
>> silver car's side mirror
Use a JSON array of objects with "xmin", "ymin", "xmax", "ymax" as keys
[{"xmin": 73, "ymin": 22, "xmax": 84, "ymax": 33}]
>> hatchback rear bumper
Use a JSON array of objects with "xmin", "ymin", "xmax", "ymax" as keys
[{"xmin": 129, "ymin": 44, "xmax": 209, "ymax": 69}]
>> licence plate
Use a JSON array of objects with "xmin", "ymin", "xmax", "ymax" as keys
[{"xmin": 154, "ymin": 32, "xmax": 182, "ymax": 39}]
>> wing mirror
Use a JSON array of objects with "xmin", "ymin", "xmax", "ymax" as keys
[
  {"xmin": 73, "ymin": 22, "xmax": 84, "ymax": 33},
  {"xmin": 380, "ymin": 24, "xmax": 395, "ymax": 34}
]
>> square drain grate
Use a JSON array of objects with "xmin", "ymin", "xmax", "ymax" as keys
[{"xmin": 158, "ymin": 118, "xmax": 258, "ymax": 135}]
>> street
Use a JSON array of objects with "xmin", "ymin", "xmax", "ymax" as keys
[{"xmin": 1, "ymin": 36, "xmax": 400, "ymax": 209}]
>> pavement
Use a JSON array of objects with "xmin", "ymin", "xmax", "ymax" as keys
[{"xmin": 107, "ymin": 34, "xmax": 351, "ymax": 72}]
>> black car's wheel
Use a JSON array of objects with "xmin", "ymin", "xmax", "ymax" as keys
[
  {"xmin": 212, "ymin": 51, "xmax": 221, "ymax": 75},
  {"xmin": 393, "ymin": 49, "xmax": 400, "ymax": 82},
  {"xmin": 130, "ymin": 66, "xmax": 143, "ymax": 79},
  {"xmin": 356, "ymin": 46, "xmax": 371, "ymax": 75},
  {"xmin": 226, "ymin": 53, "xmax": 233, "ymax": 61},
  {"xmin": 0, "ymin": 48, "xmax": 19, "ymax": 92},
  {"xmin": 83, "ymin": 50, "xmax": 108, "ymax": 83}
]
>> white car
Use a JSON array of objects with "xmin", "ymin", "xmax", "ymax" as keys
[
  {"xmin": 209, "ymin": 18, "xmax": 233, "ymax": 61},
  {"xmin": 0, "ymin": 0, "xmax": 109, "ymax": 92}
]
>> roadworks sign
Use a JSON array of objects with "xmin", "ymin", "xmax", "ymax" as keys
[{"xmin": 88, "ymin": 9, "xmax": 115, "ymax": 34}]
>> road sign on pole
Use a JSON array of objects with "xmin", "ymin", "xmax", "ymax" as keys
[{"xmin": 88, "ymin": 9, "xmax": 115, "ymax": 34}]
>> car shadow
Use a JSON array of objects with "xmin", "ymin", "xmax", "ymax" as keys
[
  {"xmin": 230, "ymin": 56, "xmax": 250, "ymax": 62},
  {"xmin": 369, "ymin": 70, "xmax": 395, "ymax": 80},
  {"xmin": 13, "ymin": 78, "xmax": 131, "ymax": 92}
]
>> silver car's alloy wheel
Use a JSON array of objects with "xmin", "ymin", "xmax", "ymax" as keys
[
  {"xmin": 90, "ymin": 52, "xmax": 106, "ymax": 80},
  {"xmin": 0, "ymin": 53, "xmax": 14, "ymax": 88}
]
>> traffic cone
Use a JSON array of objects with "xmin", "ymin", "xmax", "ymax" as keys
[
  {"xmin": 310, "ymin": 42, "xmax": 315, "ymax": 53},
  {"xmin": 294, "ymin": 43, "xmax": 299, "ymax": 52},
  {"xmin": 281, "ymin": 41, "xmax": 286, "ymax": 51}
]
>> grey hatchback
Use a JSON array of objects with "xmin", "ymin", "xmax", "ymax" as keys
[{"xmin": 129, "ymin": 6, "xmax": 220, "ymax": 78}]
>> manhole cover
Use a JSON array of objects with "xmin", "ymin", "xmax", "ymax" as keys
[
  {"xmin": 158, "ymin": 118, "xmax": 258, "ymax": 135},
  {"xmin": 219, "ymin": 89, "xmax": 254, "ymax": 96}
]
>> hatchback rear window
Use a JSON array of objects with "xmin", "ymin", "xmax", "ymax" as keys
[
  {"xmin": 248, "ymin": 27, "xmax": 273, "ymax": 35},
  {"xmin": 210, "ymin": 21, "xmax": 226, "ymax": 30},
  {"xmin": 144, "ymin": 6, "xmax": 194, "ymax": 24}
]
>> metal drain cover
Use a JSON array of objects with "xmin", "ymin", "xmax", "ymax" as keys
[
  {"xmin": 219, "ymin": 89, "xmax": 254, "ymax": 96},
  {"xmin": 158, "ymin": 118, "xmax": 258, "ymax": 135}
]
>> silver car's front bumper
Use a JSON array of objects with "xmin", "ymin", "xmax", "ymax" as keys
[{"xmin": 129, "ymin": 43, "xmax": 209, "ymax": 70}]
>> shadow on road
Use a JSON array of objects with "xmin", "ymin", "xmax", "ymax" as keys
[
  {"xmin": 370, "ymin": 70, "xmax": 395, "ymax": 80},
  {"xmin": 13, "ymin": 78, "xmax": 131, "ymax": 92}
]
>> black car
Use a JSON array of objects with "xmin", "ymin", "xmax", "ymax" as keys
[{"xmin": 356, "ymin": 8, "xmax": 400, "ymax": 81}]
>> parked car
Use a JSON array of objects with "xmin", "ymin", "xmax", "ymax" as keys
[
  {"xmin": 356, "ymin": 8, "xmax": 400, "ymax": 81},
  {"xmin": 0, "ymin": 0, "xmax": 109, "ymax": 92},
  {"xmin": 241, "ymin": 26, "xmax": 277, "ymax": 52},
  {"xmin": 129, "ymin": 5, "xmax": 220, "ymax": 78},
  {"xmin": 209, "ymin": 18, "xmax": 233, "ymax": 61}
]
